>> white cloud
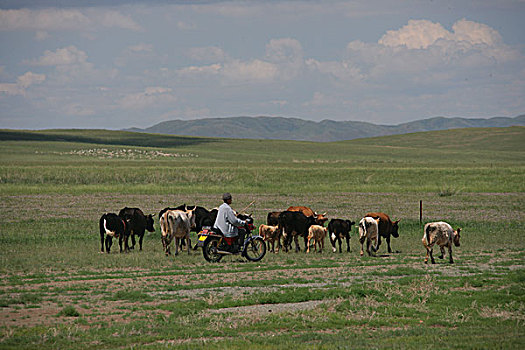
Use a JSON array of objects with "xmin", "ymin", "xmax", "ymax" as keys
[
  {"xmin": 222, "ymin": 59, "xmax": 279, "ymax": 83},
  {"xmin": 28, "ymin": 46, "xmax": 88, "ymax": 66},
  {"xmin": 379, "ymin": 18, "xmax": 505, "ymax": 51},
  {"xmin": 0, "ymin": 71, "xmax": 46, "ymax": 96},
  {"xmin": 17, "ymin": 71, "xmax": 46, "ymax": 88},
  {"xmin": 0, "ymin": 8, "xmax": 141, "ymax": 32},
  {"xmin": 452, "ymin": 19, "xmax": 502, "ymax": 46},
  {"xmin": 379, "ymin": 19, "xmax": 452, "ymax": 49},
  {"xmin": 178, "ymin": 64, "xmax": 222, "ymax": 77},
  {"xmin": 117, "ymin": 87, "xmax": 176, "ymax": 110},
  {"xmin": 186, "ymin": 46, "xmax": 228, "ymax": 62}
]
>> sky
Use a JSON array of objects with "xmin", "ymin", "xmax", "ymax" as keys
[{"xmin": 0, "ymin": 0, "xmax": 524, "ymax": 129}]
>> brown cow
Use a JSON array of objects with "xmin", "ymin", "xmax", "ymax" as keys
[
  {"xmin": 364, "ymin": 212, "xmax": 400, "ymax": 253},
  {"xmin": 307, "ymin": 225, "xmax": 327, "ymax": 253},
  {"xmin": 259, "ymin": 224, "xmax": 280, "ymax": 253},
  {"xmin": 287, "ymin": 206, "xmax": 328, "ymax": 226}
]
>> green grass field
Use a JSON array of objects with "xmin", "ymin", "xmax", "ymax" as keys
[{"xmin": 0, "ymin": 127, "xmax": 524, "ymax": 349}]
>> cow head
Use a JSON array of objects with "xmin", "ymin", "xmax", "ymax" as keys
[
  {"xmin": 146, "ymin": 214, "xmax": 155, "ymax": 232},
  {"xmin": 315, "ymin": 213, "xmax": 328, "ymax": 226},
  {"xmin": 391, "ymin": 219, "xmax": 400, "ymax": 238},
  {"xmin": 453, "ymin": 228, "xmax": 462, "ymax": 247},
  {"xmin": 186, "ymin": 208, "xmax": 197, "ymax": 229}
]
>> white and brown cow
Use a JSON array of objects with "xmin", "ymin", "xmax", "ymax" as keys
[
  {"xmin": 160, "ymin": 209, "xmax": 196, "ymax": 256},
  {"xmin": 259, "ymin": 224, "xmax": 280, "ymax": 253},
  {"xmin": 358, "ymin": 216, "xmax": 380, "ymax": 256},
  {"xmin": 307, "ymin": 225, "xmax": 327, "ymax": 253},
  {"xmin": 422, "ymin": 221, "xmax": 462, "ymax": 264}
]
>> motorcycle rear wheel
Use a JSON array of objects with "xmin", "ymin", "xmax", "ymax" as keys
[
  {"xmin": 243, "ymin": 237, "xmax": 266, "ymax": 262},
  {"xmin": 203, "ymin": 238, "xmax": 223, "ymax": 263}
]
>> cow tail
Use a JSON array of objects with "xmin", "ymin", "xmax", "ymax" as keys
[
  {"xmin": 99, "ymin": 216, "xmax": 105, "ymax": 235},
  {"xmin": 160, "ymin": 213, "xmax": 167, "ymax": 238},
  {"xmin": 424, "ymin": 225, "xmax": 431, "ymax": 247}
]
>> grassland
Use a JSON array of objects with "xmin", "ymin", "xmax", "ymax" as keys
[{"xmin": 0, "ymin": 127, "xmax": 524, "ymax": 349}]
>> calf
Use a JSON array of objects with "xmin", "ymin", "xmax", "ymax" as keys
[
  {"xmin": 422, "ymin": 221, "xmax": 462, "ymax": 264},
  {"xmin": 99, "ymin": 213, "xmax": 126, "ymax": 254},
  {"xmin": 118, "ymin": 207, "xmax": 154, "ymax": 251},
  {"xmin": 358, "ymin": 217, "xmax": 380, "ymax": 256},
  {"xmin": 307, "ymin": 225, "xmax": 327, "ymax": 253},
  {"xmin": 328, "ymin": 219, "xmax": 355, "ymax": 253},
  {"xmin": 259, "ymin": 224, "xmax": 280, "ymax": 253},
  {"xmin": 160, "ymin": 209, "xmax": 196, "ymax": 256}
]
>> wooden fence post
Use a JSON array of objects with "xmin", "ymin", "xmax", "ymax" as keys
[{"xmin": 420, "ymin": 200, "xmax": 423, "ymax": 225}]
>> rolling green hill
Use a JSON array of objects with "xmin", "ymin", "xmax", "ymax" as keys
[
  {"xmin": 127, "ymin": 115, "xmax": 525, "ymax": 142},
  {"xmin": 1, "ymin": 126, "xmax": 523, "ymax": 195}
]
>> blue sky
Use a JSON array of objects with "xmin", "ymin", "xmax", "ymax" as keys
[{"xmin": 0, "ymin": 0, "xmax": 524, "ymax": 129}]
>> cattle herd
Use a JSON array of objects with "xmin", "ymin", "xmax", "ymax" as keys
[{"xmin": 99, "ymin": 203, "xmax": 462, "ymax": 264}]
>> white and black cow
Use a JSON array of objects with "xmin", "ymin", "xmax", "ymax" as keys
[
  {"xmin": 328, "ymin": 219, "xmax": 355, "ymax": 253},
  {"xmin": 358, "ymin": 216, "xmax": 380, "ymax": 256},
  {"xmin": 99, "ymin": 213, "xmax": 126, "ymax": 254}
]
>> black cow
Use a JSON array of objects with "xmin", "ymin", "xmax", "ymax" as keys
[
  {"xmin": 278, "ymin": 211, "xmax": 316, "ymax": 253},
  {"xmin": 118, "ymin": 207, "xmax": 155, "ymax": 251},
  {"xmin": 328, "ymin": 219, "xmax": 355, "ymax": 253},
  {"xmin": 99, "ymin": 213, "xmax": 126, "ymax": 253},
  {"xmin": 267, "ymin": 211, "xmax": 281, "ymax": 226}
]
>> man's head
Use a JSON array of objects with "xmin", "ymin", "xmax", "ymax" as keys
[{"xmin": 222, "ymin": 192, "xmax": 232, "ymax": 204}]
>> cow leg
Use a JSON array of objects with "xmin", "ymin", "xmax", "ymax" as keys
[
  {"xmin": 187, "ymin": 236, "xmax": 191, "ymax": 255},
  {"xmin": 345, "ymin": 234, "xmax": 350, "ymax": 253},
  {"xmin": 429, "ymin": 248, "xmax": 436, "ymax": 264},
  {"xmin": 376, "ymin": 235, "xmax": 382, "ymax": 252},
  {"xmin": 294, "ymin": 235, "xmax": 300, "ymax": 253},
  {"xmin": 138, "ymin": 233, "xmax": 144, "ymax": 251},
  {"xmin": 130, "ymin": 231, "xmax": 136, "ymax": 250},
  {"xmin": 307, "ymin": 238, "xmax": 311, "ymax": 253},
  {"xmin": 174, "ymin": 237, "xmax": 179, "ymax": 256},
  {"xmin": 119, "ymin": 235, "xmax": 124, "ymax": 253},
  {"xmin": 303, "ymin": 235, "xmax": 308, "ymax": 253},
  {"xmin": 100, "ymin": 232, "xmax": 105, "ymax": 253},
  {"xmin": 448, "ymin": 246, "xmax": 454, "ymax": 264},
  {"xmin": 360, "ymin": 240, "xmax": 364, "ymax": 256},
  {"xmin": 438, "ymin": 246, "xmax": 445, "ymax": 260},
  {"xmin": 366, "ymin": 239, "xmax": 371, "ymax": 256},
  {"xmin": 386, "ymin": 236, "xmax": 393, "ymax": 253},
  {"xmin": 424, "ymin": 247, "xmax": 430, "ymax": 264},
  {"xmin": 105, "ymin": 236, "xmax": 112, "ymax": 254},
  {"xmin": 338, "ymin": 238, "xmax": 342, "ymax": 253}
]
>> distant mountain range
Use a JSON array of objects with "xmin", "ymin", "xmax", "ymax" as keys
[{"xmin": 126, "ymin": 115, "xmax": 525, "ymax": 142}]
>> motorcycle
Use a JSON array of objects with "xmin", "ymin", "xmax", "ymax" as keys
[{"xmin": 197, "ymin": 217, "xmax": 266, "ymax": 263}]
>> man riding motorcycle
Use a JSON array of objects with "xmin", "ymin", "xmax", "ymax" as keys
[{"xmin": 213, "ymin": 193, "xmax": 248, "ymax": 253}]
